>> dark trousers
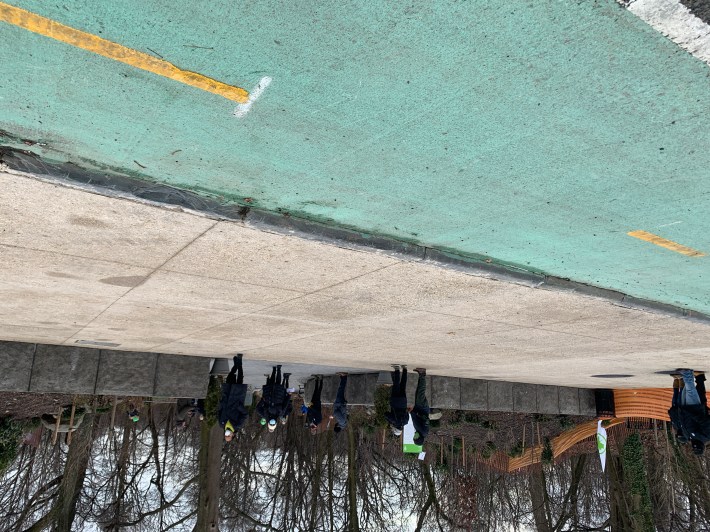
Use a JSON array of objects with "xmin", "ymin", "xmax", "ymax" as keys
[
  {"xmin": 391, "ymin": 367, "xmax": 407, "ymax": 398},
  {"xmin": 336, "ymin": 375, "xmax": 347, "ymax": 405},
  {"xmin": 267, "ymin": 366, "xmax": 282, "ymax": 386},
  {"xmin": 311, "ymin": 378, "xmax": 323, "ymax": 405},
  {"xmin": 227, "ymin": 358, "xmax": 244, "ymax": 385},
  {"xmin": 415, "ymin": 373, "xmax": 429, "ymax": 413}
]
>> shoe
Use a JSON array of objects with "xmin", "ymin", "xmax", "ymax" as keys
[
  {"xmin": 414, "ymin": 368, "xmax": 426, "ymax": 375},
  {"xmin": 695, "ymin": 371, "xmax": 705, "ymax": 377},
  {"xmin": 277, "ymin": 364, "xmax": 282, "ymax": 370},
  {"xmin": 391, "ymin": 364, "xmax": 400, "ymax": 370},
  {"xmin": 337, "ymin": 372, "xmax": 348, "ymax": 377},
  {"xmin": 401, "ymin": 365, "xmax": 407, "ymax": 371},
  {"xmin": 284, "ymin": 373, "xmax": 292, "ymax": 378},
  {"xmin": 670, "ymin": 372, "xmax": 682, "ymax": 379}
]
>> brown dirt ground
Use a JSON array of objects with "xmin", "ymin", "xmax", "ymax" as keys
[
  {"xmin": 0, "ymin": 392, "xmax": 78, "ymax": 420},
  {"xmin": 431, "ymin": 410, "xmax": 595, "ymax": 456}
]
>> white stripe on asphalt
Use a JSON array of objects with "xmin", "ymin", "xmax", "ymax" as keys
[{"xmin": 625, "ymin": 0, "xmax": 710, "ymax": 65}]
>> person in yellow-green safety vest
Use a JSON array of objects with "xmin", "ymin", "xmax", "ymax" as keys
[{"xmin": 218, "ymin": 354, "xmax": 249, "ymax": 442}]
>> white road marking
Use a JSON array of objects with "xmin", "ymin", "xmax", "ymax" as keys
[
  {"xmin": 624, "ymin": 0, "xmax": 710, "ymax": 65},
  {"xmin": 233, "ymin": 76, "xmax": 273, "ymax": 118}
]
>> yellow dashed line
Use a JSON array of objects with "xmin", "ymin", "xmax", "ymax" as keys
[
  {"xmin": 0, "ymin": 2, "xmax": 249, "ymax": 103},
  {"xmin": 628, "ymin": 230, "xmax": 705, "ymax": 257}
]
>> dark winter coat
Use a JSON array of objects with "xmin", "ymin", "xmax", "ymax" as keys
[
  {"xmin": 385, "ymin": 392, "xmax": 408, "ymax": 429},
  {"xmin": 280, "ymin": 396, "xmax": 293, "ymax": 419},
  {"xmin": 260, "ymin": 384, "xmax": 288, "ymax": 419},
  {"xmin": 307, "ymin": 403, "xmax": 323, "ymax": 426},
  {"xmin": 669, "ymin": 404, "xmax": 710, "ymax": 443},
  {"xmin": 411, "ymin": 405, "xmax": 430, "ymax": 440},
  {"xmin": 218, "ymin": 383, "xmax": 249, "ymax": 430}
]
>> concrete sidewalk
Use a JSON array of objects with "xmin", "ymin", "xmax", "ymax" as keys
[
  {"xmin": 303, "ymin": 373, "xmax": 597, "ymax": 416},
  {"xmin": 0, "ymin": 340, "xmax": 376, "ymax": 397},
  {"xmin": 1, "ymin": 171, "xmax": 710, "ymax": 389}
]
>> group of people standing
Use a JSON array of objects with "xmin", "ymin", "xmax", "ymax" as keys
[
  {"xmin": 385, "ymin": 365, "xmax": 430, "ymax": 445},
  {"xmin": 218, "ymin": 355, "xmax": 431, "ymax": 445},
  {"xmin": 669, "ymin": 368, "xmax": 710, "ymax": 455},
  {"xmin": 218, "ymin": 354, "xmax": 298, "ymax": 441}
]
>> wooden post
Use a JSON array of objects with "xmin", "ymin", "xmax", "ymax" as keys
[
  {"xmin": 462, "ymin": 436, "xmax": 466, "ymax": 469},
  {"xmin": 109, "ymin": 396, "xmax": 118, "ymax": 431},
  {"xmin": 66, "ymin": 398, "xmax": 77, "ymax": 445},
  {"xmin": 522, "ymin": 423, "xmax": 526, "ymax": 451},
  {"xmin": 451, "ymin": 435, "xmax": 454, "ymax": 468},
  {"xmin": 440, "ymin": 435, "xmax": 444, "ymax": 464},
  {"xmin": 52, "ymin": 406, "xmax": 62, "ymax": 445}
]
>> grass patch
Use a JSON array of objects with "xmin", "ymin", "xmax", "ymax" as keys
[
  {"xmin": 0, "ymin": 418, "xmax": 23, "ymax": 472},
  {"xmin": 448, "ymin": 410, "xmax": 464, "ymax": 426},
  {"xmin": 508, "ymin": 440, "xmax": 524, "ymax": 458},
  {"xmin": 373, "ymin": 385, "xmax": 391, "ymax": 427},
  {"xmin": 557, "ymin": 415, "xmax": 575, "ymax": 429},
  {"xmin": 482, "ymin": 441, "xmax": 497, "ymax": 459},
  {"xmin": 464, "ymin": 412, "xmax": 481, "ymax": 424}
]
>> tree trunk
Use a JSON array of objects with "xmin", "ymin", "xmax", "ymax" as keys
[
  {"xmin": 347, "ymin": 424, "xmax": 359, "ymax": 532},
  {"xmin": 25, "ymin": 414, "xmax": 95, "ymax": 532},
  {"xmin": 529, "ymin": 468, "xmax": 552, "ymax": 532},
  {"xmin": 193, "ymin": 423, "xmax": 223, "ymax": 532}
]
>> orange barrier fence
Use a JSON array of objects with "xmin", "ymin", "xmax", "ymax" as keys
[
  {"xmin": 473, "ymin": 387, "xmax": 695, "ymax": 472},
  {"xmin": 507, "ymin": 418, "xmax": 625, "ymax": 471},
  {"xmin": 611, "ymin": 388, "xmax": 710, "ymax": 422}
]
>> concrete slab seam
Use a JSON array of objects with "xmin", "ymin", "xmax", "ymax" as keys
[
  {"xmin": 26, "ymin": 342, "xmax": 37, "ymax": 393},
  {"xmin": 2, "ymin": 149, "xmax": 710, "ymax": 325},
  {"xmin": 93, "ymin": 349, "xmax": 102, "ymax": 395}
]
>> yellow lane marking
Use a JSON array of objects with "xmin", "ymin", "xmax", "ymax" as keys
[
  {"xmin": 0, "ymin": 2, "xmax": 249, "ymax": 103},
  {"xmin": 628, "ymin": 230, "xmax": 705, "ymax": 257}
]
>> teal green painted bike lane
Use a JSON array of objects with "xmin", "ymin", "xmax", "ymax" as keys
[{"xmin": 1, "ymin": 1, "xmax": 709, "ymax": 312}]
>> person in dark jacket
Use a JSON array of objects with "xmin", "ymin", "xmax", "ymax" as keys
[
  {"xmin": 332, "ymin": 373, "xmax": 349, "ymax": 433},
  {"xmin": 279, "ymin": 372, "xmax": 293, "ymax": 425},
  {"xmin": 385, "ymin": 365, "xmax": 408, "ymax": 435},
  {"xmin": 307, "ymin": 375, "xmax": 324, "ymax": 434},
  {"xmin": 218, "ymin": 354, "xmax": 248, "ymax": 442},
  {"xmin": 668, "ymin": 368, "xmax": 710, "ymax": 455},
  {"xmin": 257, "ymin": 365, "xmax": 289, "ymax": 432},
  {"xmin": 411, "ymin": 368, "xmax": 430, "ymax": 445}
]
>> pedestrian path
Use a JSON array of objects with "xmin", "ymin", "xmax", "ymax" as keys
[
  {"xmin": 0, "ymin": 340, "xmax": 373, "ymax": 399},
  {"xmin": 0, "ymin": 341, "xmax": 210, "ymax": 398},
  {"xmin": 305, "ymin": 372, "xmax": 598, "ymax": 416}
]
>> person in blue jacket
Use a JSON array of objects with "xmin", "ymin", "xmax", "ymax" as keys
[
  {"xmin": 669, "ymin": 368, "xmax": 710, "ymax": 455},
  {"xmin": 218, "ymin": 354, "xmax": 248, "ymax": 442}
]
